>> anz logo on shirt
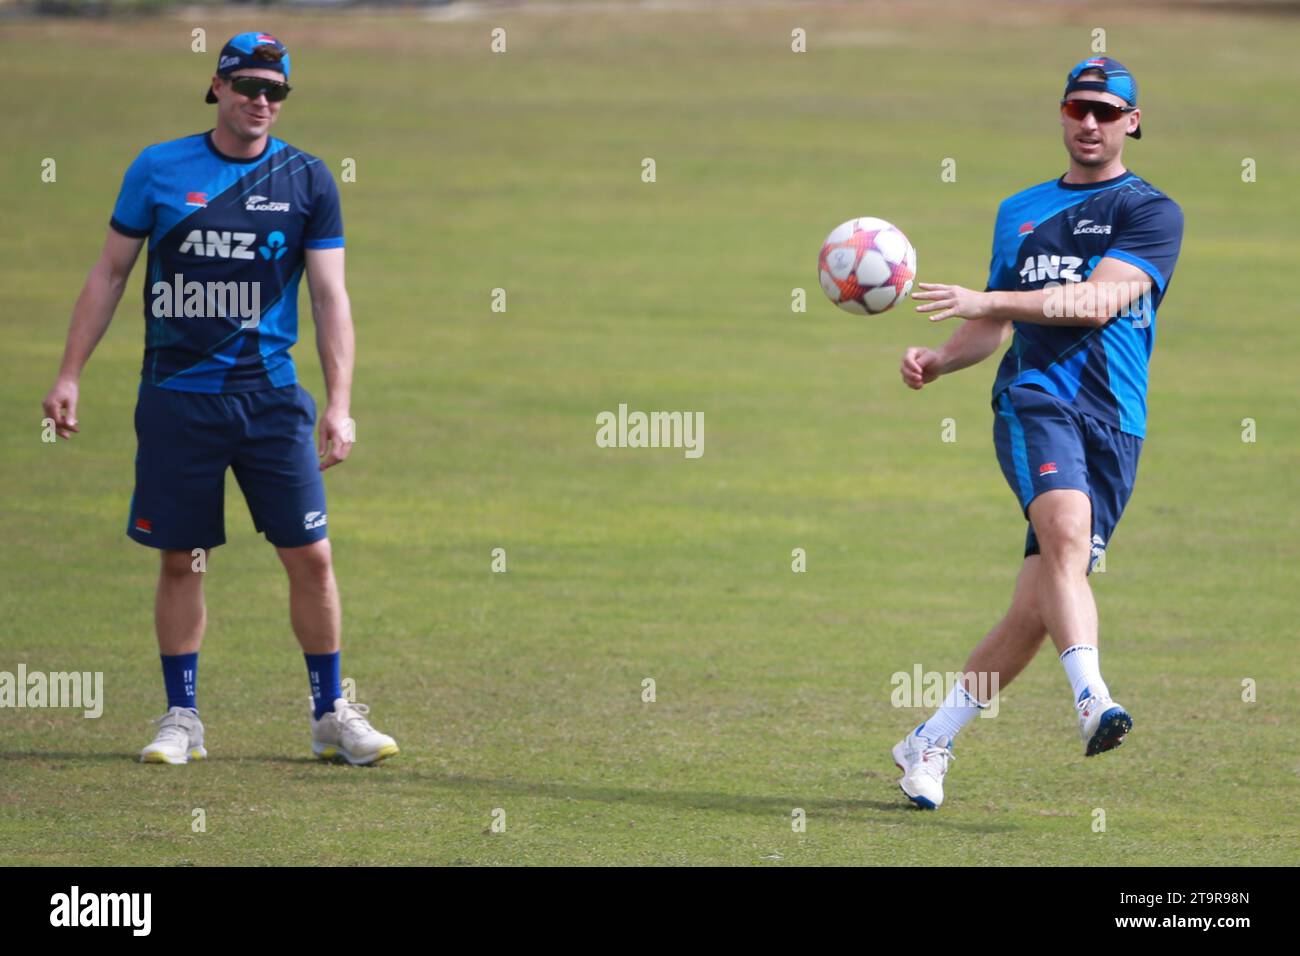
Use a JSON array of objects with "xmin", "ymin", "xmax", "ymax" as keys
[
  {"xmin": 1018, "ymin": 254, "xmax": 1087, "ymax": 285},
  {"xmin": 177, "ymin": 230, "xmax": 287, "ymax": 261}
]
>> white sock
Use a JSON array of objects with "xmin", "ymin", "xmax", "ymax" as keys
[
  {"xmin": 1060, "ymin": 644, "xmax": 1110, "ymax": 703},
  {"xmin": 917, "ymin": 683, "xmax": 984, "ymax": 746}
]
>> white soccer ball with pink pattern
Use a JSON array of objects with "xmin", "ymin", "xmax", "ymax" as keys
[{"xmin": 818, "ymin": 217, "xmax": 917, "ymax": 314}]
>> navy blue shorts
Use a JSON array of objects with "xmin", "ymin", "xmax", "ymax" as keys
[
  {"xmin": 127, "ymin": 383, "xmax": 328, "ymax": 551},
  {"xmin": 992, "ymin": 385, "xmax": 1142, "ymax": 573}
]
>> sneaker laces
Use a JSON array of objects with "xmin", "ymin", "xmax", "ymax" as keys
[
  {"xmin": 917, "ymin": 742, "xmax": 955, "ymax": 779},
  {"xmin": 1077, "ymin": 695, "xmax": 1111, "ymax": 717},
  {"xmin": 335, "ymin": 700, "xmax": 376, "ymax": 734}
]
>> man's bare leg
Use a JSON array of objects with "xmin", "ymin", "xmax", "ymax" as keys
[
  {"xmin": 962, "ymin": 555, "xmax": 1049, "ymax": 696},
  {"xmin": 157, "ymin": 548, "xmax": 205, "ymax": 656},
  {"xmin": 278, "ymin": 538, "xmax": 398, "ymax": 764},
  {"xmin": 141, "ymin": 549, "xmax": 207, "ymax": 763},
  {"xmin": 1027, "ymin": 488, "xmax": 1130, "ymax": 754},
  {"xmin": 276, "ymin": 539, "xmax": 340, "ymax": 655},
  {"xmin": 1027, "ymin": 489, "xmax": 1098, "ymax": 656},
  {"xmin": 277, "ymin": 538, "xmax": 342, "ymax": 717},
  {"xmin": 912, "ymin": 555, "xmax": 1048, "ymax": 749},
  {"xmin": 894, "ymin": 550, "xmax": 1055, "ymax": 807}
]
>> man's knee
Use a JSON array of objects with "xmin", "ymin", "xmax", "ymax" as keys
[
  {"xmin": 278, "ymin": 539, "xmax": 333, "ymax": 583},
  {"xmin": 1029, "ymin": 492, "xmax": 1091, "ymax": 567},
  {"xmin": 159, "ymin": 548, "xmax": 203, "ymax": 581}
]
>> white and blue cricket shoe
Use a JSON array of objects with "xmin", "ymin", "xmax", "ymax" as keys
[
  {"xmin": 1077, "ymin": 693, "xmax": 1133, "ymax": 757},
  {"xmin": 891, "ymin": 724, "xmax": 955, "ymax": 810}
]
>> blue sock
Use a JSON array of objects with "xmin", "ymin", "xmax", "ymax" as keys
[
  {"xmin": 160, "ymin": 653, "xmax": 198, "ymax": 711},
  {"xmin": 305, "ymin": 652, "xmax": 342, "ymax": 720}
]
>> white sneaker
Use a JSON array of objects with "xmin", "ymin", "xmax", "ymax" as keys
[
  {"xmin": 891, "ymin": 725, "xmax": 954, "ymax": 810},
  {"xmin": 140, "ymin": 707, "xmax": 207, "ymax": 764},
  {"xmin": 311, "ymin": 698, "xmax": 399, "ymax": 766},
  {"xmin": 1078, "ymin": 694, "xmax": 1132, "ymax": 757}
]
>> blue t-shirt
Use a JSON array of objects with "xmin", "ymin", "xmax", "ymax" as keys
[
  {"xmin": 110, "ymin": 131, "xmax": 344, "ymax": 393},
  {"xmin": 986, "ymin": 171, "xmax": 1183, "ymax": 438}
]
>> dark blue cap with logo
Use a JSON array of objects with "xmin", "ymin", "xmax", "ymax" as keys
[
  {"xmin": 1063, "ymin": 56, "xmax": 1141, "ymax": 139},
  {"xmin": 205, "ymin": 32, "xmax": 291, "ymax": 103}
]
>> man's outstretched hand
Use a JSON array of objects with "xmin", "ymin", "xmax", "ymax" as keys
[{"xmin": 912, "ymin": 282, "xmax": 992, "ymax": 323}]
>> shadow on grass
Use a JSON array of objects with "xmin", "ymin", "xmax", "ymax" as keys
[
  {"xmin": 391, "ymin": 770, "xmax": 1024, "ymax": 832},
  {"xmin": 0, "ymin": 750, "xmax": 318, "ymax": 765},
  {"xmin": 1, "ymin": 752, "xmax": 1021, "ymax": 833}
]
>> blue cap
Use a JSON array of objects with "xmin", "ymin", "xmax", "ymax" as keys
[
  {"xmin": 1063, "ymin": 56, "xmax": 1141, "ymax": 139},
  {"xmin": 205, "ymin": 32, "xmax": 291, "ymax": 104}
]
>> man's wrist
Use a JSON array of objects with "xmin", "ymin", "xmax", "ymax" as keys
[
  {"xmin": 983, "ymin": 290, "xmax": 1008, "ymax": 321},
  {"xmin": 933, "ymin": 347, "xmax": 952, "ymax": 377}
]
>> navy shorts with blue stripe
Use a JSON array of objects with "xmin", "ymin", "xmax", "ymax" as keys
[
  {"xmin": 993, "ymin": 384, "xmax": 1142, "ymax": 573},
  {"xmin": 127, "ymin": 383, "xmax": 328, "ymax": 551}
]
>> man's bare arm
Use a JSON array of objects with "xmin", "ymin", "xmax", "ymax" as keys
[
  {"xmin": 42, "ymin": 228, "xmax": 145, "ymax": 438},
  {"xmin": 900, "ymin": 317, "xmax": 1012, "ymax": 390},
  {"xmin": 305, "ymin": 246, "xmax": 355, "ymax": 470},
  {"xmin": 912, "ymin": 257, "xmax": 1155, "ymax": 329}
]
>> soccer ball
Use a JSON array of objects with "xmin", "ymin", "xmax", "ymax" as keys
[{"xmin": 818, "ymin": 217, "xmax": 917, "ymax": 314}]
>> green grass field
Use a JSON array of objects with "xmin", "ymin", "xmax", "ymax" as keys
[{"xmin": 1, "ymin": 1, "xmax": 1298, "ymax": 866}]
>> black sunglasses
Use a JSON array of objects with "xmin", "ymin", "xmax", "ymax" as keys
[
  {"xmin": 227, "ymin": 75, "xmax": 292, "ymax": 102},
  {"xmin": 1060, "ymin": 99, "xmax": 1134, "ymax": 123}
]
